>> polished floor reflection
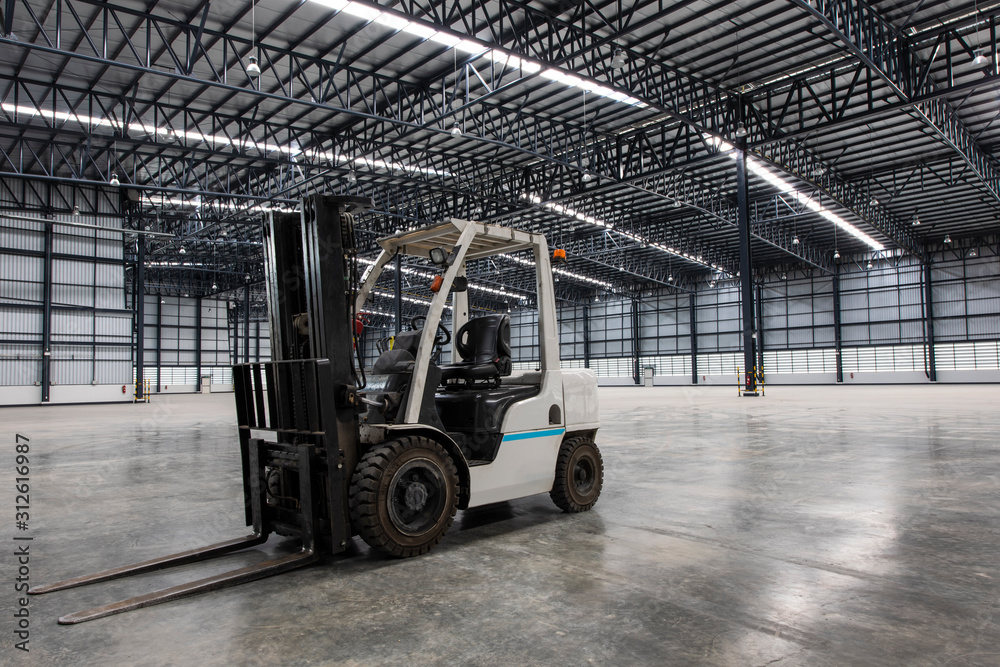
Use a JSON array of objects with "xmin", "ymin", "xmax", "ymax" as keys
[{"xmin": 7, "ymin": 385, "xmax": 1000, "ymax": 665}]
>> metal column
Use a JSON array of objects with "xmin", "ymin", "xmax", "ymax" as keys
[
  {"xmin": 40, "ymin": 224, "xmax": 53, "ymax": 402},
  {"xmin": 755, "ymin": 282, "xmax": 765, "ymax": 384},
  {"xmin": 231, "ymin": 303, "xmax": 238, "ymax": 365},
  {"xmin": 923, "ymin": 256, "xmax": 937, "ymax": 382},
  {"xmin": 736, "ymin": 146, "xmax": 757, "ymax": 395},
  {"xmin": 631, "ymin": 297, "xmax": 641, "ymax": 385},
  {"xmin": 394, "ymin": 253, "xmax": 402, "ymax": 335},
  {"xmin": 582, "ymin": 304, "xmax": 591, "ymax": 369},
  {"xmin": 195, "ymin": 296, "xmax": 202, "ymax": 392},
  {"xmin": 243, "ymin": 284, "xmax": 250, "ymax": 364},
  {"xmin": 134, "ymin": 239, "xmax": 145, "ymax": 401},
  {"xmin": 689, "ymin": 291, "xmax": 698, "ymax": 385},
  {"xmin": 833, "ymin": 268, "xmax": 844, "ymax": 383},
  {"xmin": 156, "ymin": 296, "xmax": 162, "ymax": 392}
]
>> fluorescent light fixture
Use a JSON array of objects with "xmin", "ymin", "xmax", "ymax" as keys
[
  {"xmin": 376, "ymin": 13, "xmax": 411, "ymax": 31},
  {"xmin": 0, "ymin": 102, "xmax": 452, "ymax": 179},
  {"xmin": 312, "ymin": 2, "xmax": 648, "ymax": 110},
  {"xmin": 400, "ymin": 21, "xmax": 437, "ymax": 40},
  {"xmin": 519, "ymin": 193, "xmax": 726, "ymax": 273},
  {"xmin": 705, "ymin": 133, "xmax": 885, "ymax": 251},
  {"xmin": 373, "ymin": 288, "xmax": 451, "ymax": 310},
  {"xmin": 341, "ymin": 1, "xmax": 383, "ymax": 21},
  {"xmin": 358, "ymin": 257, "xmax": 530, "ymax": 302},
  {"xmin": 429, "ymin": 31, "xmax": 461, "ymax": 48},
  {"xmin": 455, "ymin": 39, "xmax": 487, "ymax": 55},
  {"xmin": 504, "ymin": 253, "xmax": 612, "ymax": 289},
  {"xmin": 311, "ymin": 0, "xmax": 348, "ymax": 9}
]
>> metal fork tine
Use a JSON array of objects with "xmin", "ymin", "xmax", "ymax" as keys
[
  {"xmin": 29, "ymin": 533, "xmax": 268, "ymax": 595},
  {"xmin": 57, "ymin": 549, "xmax": 319, "ymax": 625}
]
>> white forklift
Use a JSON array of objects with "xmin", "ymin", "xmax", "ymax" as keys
[
  {"xmin": 30, "ymin": 196, "xmax": 602, "ymax": 623},
  {"xmin": 352, "ymin": 216, "xmax": 604, "ymax": 556}
]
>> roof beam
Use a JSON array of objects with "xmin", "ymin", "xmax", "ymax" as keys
[{"xmin": 792, "ymin": 0, "xmax": 1000, "ymax": 207}]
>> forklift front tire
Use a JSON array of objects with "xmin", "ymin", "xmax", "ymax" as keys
[
  {"xmin": 350, "ymin": 436, "xmax": 459, "ymax": 557},
  {"xmin": 550, "ymin": 436, "xmax": 604, "ymax": 512}
]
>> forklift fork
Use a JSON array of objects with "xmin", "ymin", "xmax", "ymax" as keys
[
  {"xmin": 31, "ymin": 197, "xmax": 367, "ymax": 625},
  {"xmin": 31, "ymin": 360, "xmax": 346, "ymax": 624}
]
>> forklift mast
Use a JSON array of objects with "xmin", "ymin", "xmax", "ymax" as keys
[
  {"xmin": 261, "ymin": 194, "xmax": 373, "ymax": 498},
  {"xmin": 30, "ymin": 195, "xmax": 375, "ymax": 624}
]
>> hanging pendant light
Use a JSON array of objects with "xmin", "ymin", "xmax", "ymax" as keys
[
  {"xmin": 109, "ymin": 173, "xmax": 120, "ymax": 186},
  {"xmin": 610, "ymin": 48, "xmax": 627, "ymax": 70},
  {"xmin": 247, "ymin": 1, "xmax": 261, "ymax": 78}
]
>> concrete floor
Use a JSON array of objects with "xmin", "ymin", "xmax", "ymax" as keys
[{"xmin": 3, "ymin": 385, "xmax": 1000, "ymax": 666}]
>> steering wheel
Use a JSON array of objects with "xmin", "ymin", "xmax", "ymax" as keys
[{"xmin": 410, "ymin": 315, "xmax": 451, "ymax": 346}]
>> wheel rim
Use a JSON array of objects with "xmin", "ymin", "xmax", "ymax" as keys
[
  {"xmin": 387, "ymin": 458, "xmax": 448, "ymax": 536},
  {"xmin": 573, "ymin": 455, "xmax": 596, "ymax": 496}
]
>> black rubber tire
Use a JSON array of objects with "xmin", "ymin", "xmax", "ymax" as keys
[
  {"xmin": 350, "ymin": 436, "xmax": 459, "ymax": 557},
  {"xmin": 550, "ymin": 437, "xmax": 604, "ymax": 512}
]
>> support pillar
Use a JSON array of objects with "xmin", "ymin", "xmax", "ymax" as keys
[
  {"xmin": 255, "ymin": 321, "xmax": 261, "ymax": 362},
  {"xmin": 134, "ymin": 238, "xmax": 145, "ymax": 400},
  {"xmin": 231, "ymin": 303, "xmax": 238, "ymax": 365},
  {"xmin": 40, "ymin": 224, "xmax": 53, "ymax": 402},
  {"xmin": 394, "ymin": 253, "xmax": 402, "ymax": 335},
  {"xmin": 631, "ymin": 296, "xmax": 641, "ymax": 385},
  {"xmin": 582, "ymin": 304, "xmax": 591, "ymax": 369},
  {"xmin": 195, "ymin": 296, "xmax": 202, "ymax": 392},
  {"xmin": 243, "ymin": 284, "xmax": 250, "ymax": 364},
  {"xmin": 156, "ymin": 295, "xmax": 162, "ymax": 392},
  {"xmin": 690, "ymin": 291, "xmax": 698, "ymax": 385},
  {"xmin": 833, "ymin": 268, "xmax": 844, "ymax": 383},
  {"xmin": 736, "ymin": 146, "xmax": 757, "ymax": 395},
  {"xmin": 923, "ymin": 255, "xmax": 937, "ymax": 382},
  {"xmin": 755, "ymin": 282, "xmax": 765, "ymax": 384}
]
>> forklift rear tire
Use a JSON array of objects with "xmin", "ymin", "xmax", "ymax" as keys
[
  {"xmin": 550, "ymin": 437, "xmax": 603, "ymax": 512},
  {"xmin": 350, "ymin": 436, "xmax": 459, "ymax": 558}
]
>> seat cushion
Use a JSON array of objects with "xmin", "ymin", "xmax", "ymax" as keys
[{"xmin": 439, "ymin": 361, "xmax": 501, "ymax": 381}]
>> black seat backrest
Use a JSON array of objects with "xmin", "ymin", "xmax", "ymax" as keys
[
  {"xmin": 393, "ymin": 329, "xmax": 422, "ymax": 356},
  {"xmin": 455, "ymin": 314, "xmax": 511, "ymax": 367}
]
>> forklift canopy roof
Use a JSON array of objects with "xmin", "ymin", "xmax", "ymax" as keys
[{"xmin": 377, "ymin": 219, "xmax": 536, "ymax": 261}]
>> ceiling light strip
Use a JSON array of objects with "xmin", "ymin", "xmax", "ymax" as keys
[
  {"xmin": 520, "ymin": 193, "xmax": 726, "ymax": 274},
  {"xmin": 359, "ymin": 257, "xmax": 529, "ymax": 301},
  {"xmin": 0, "ymin": 103, "xmax": 450, "ymax": 179},
  {"xmin": 309, "ymin": 0, "xmax": 648, "ymax": 110},
  {"xmin": 706, "ymin": 135, "xmax": 885, "ymax": 251}
]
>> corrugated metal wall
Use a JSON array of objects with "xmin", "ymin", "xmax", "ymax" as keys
[
  {"xmin": 506, "ymin": 243, "xmax": 999, "ymax": 381},
  {"xmin": 139, "ymin": 296, "xmax": 266, "ymax": 388},
  {"xmin": 0, "ymin": 185, "xmax": 130, "ymax": 391}
]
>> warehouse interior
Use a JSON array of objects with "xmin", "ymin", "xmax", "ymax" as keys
[{"xmin": 2, "ymin": 0, "xmax": 1000, "ymax": 664}]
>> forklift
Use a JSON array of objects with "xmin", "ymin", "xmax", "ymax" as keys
[{"xmin": 30, "ymin": 195, "xmax": 603, "ymax": 624}]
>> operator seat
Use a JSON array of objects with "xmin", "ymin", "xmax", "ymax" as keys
[
  {"xmin": 371, "ymin": 328, "xmax": 422, "ymax": 374},
  {"xmin": 439, "ymin": 314, "xmax": 512, "ymax": 383}
]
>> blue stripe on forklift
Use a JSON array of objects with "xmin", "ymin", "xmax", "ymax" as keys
[{"xmin": 501, "ymin": 428, "xmax": 566, "ymax": 442}]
